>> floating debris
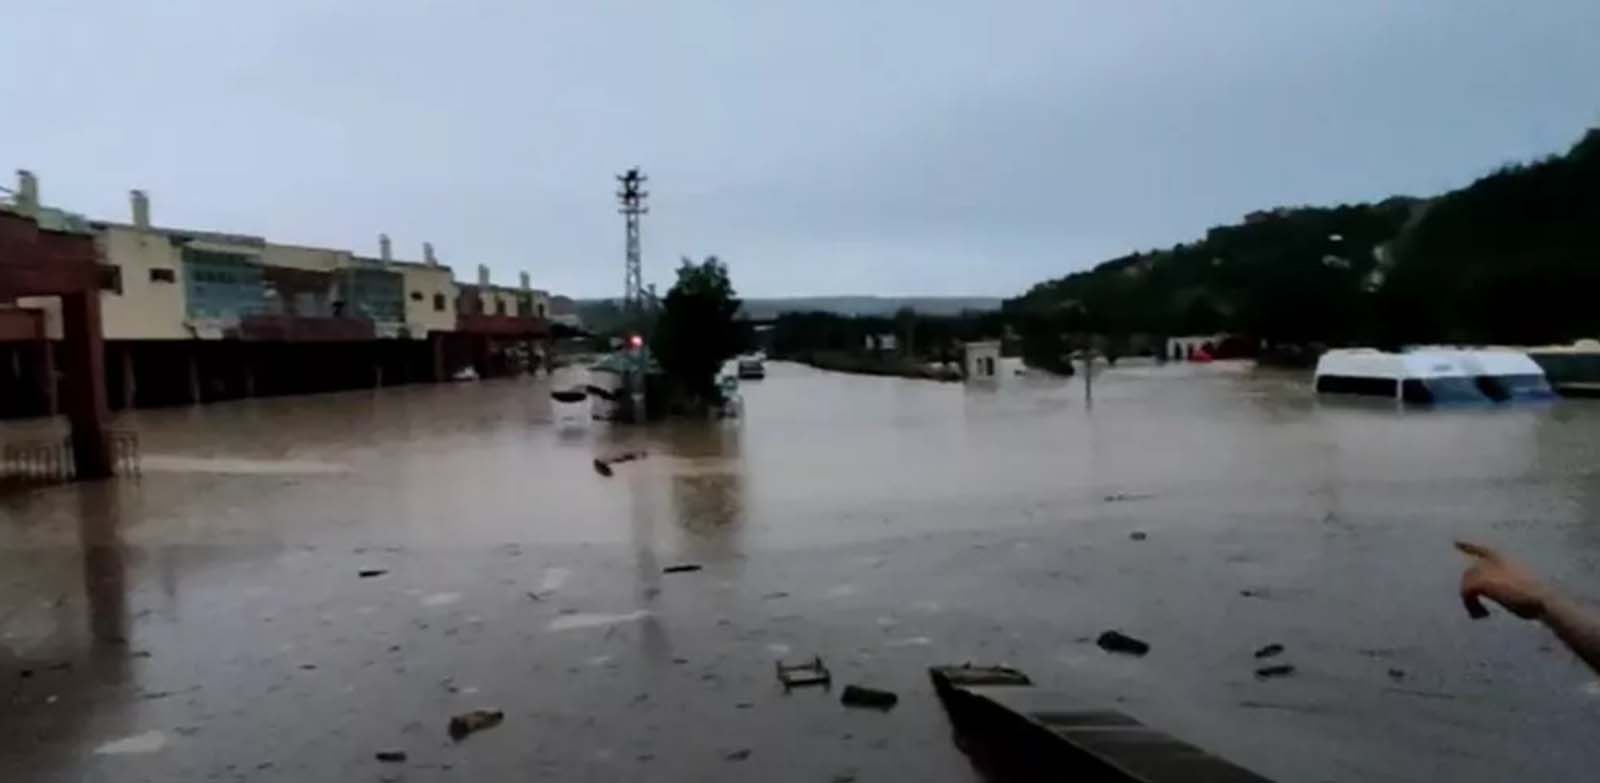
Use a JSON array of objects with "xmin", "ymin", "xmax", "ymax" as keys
[
  {"xmin": 840, "ymin": 685, "xmax": 899, "ymax": 710},
  {"xmin": 358, "ymin": 569, "xmax": 388, "ymax": 578},
  {"xmin": 1096, "ymin": 630, "xmax": 1150, "ymax": 656},
  {"xmin": 94, "ymin": 730, "xmax": 167, "ymax": 755},
  {"xmin": 1387, "ymin": 668, "xmax": 1406, "ymax": 681},
  {"xmin": 1253, "ymin": 643, "xmax": 1285, "ymax": 659},
  {"xmin": 929, "ymin": 664, "xmax": 1033, "ymax": 688},
  {"xmin": 375, "ymin": 749, "xmax": 408, "ymax": 763},
  {"xmin": 550, "ymin": 389, "xmax": 588, "ymax": 403},
  {"xmin": 1129, "ymin": 531, "xmax": 1148, "ymax": 541},
  {"xmin": 662, "ymin": 564, "xmax": 702, "ymax": 574},
  {"xmin": 776, "ymin": 656, "xmax": 832, "ymax": 691},
  {"xmin": 723, "ymin": 749, "xmax": 752, "ymax": 762},
  {"xmin": 448, "ymin": 709, "xmax": 505, "ymax": 741},
  {"xmin": 1103, "ymin": 492, "xmax": 1155, "ymax": 503},
  {"xmin": 594, "ymin": 450, "xmax": 647, "ymax": 477},
  {"xmin": 1255, "ymin": 664, "xmax": 1295, "ymax": 679}
]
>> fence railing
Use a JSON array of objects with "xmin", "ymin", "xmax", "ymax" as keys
[{"xmin": 0, "ymin": 431, "xmax": 141, "ymax": 484}]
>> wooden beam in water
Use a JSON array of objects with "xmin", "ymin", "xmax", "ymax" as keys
[{"xmin": 930, "ymin": 665, "xmax": 1274, "ymax": 782}]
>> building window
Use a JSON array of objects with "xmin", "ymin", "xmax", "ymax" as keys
[
  {"xmin": 149, "ymin": 268, "xmax": 176, "ymax": 283},
  {"xmin": 496, "ymin": 299, "xmax": 507, "ymax": 316},
  {"xmin": 410, "ymin": 291, "xmax": 424, "ymax": 302},
  {"xmin": 98, "ymin": 264, "xmax": 123, "ymax": 295},
  {"xmin": 433, "ymin": 293, "xmax": 446, "ymax": 312}
]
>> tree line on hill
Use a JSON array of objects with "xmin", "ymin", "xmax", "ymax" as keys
[{"xmin": 1004, "ymin": 127, "xmax": 1600, "ymax": 369}]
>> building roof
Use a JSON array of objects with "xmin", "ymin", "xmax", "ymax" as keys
[
  {"xmin": 92, "ymin": 220, "xmax": 267, "ymax": 247},
  {"xmin": 362, "ymin": 256, "xmax": 455, "ymax": 273},
  {"xmin": 4, "ymin": 203, "xmax": 95, "ymax": 235}
]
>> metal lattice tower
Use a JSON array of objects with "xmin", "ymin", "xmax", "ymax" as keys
[{"xmin": 616, "ymin": 168, "xmax": 649, "ymax": 311}]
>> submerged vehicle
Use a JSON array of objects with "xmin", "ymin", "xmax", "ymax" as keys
[
  {"xmin": 1314, "ymin": 348, "xmax": 1554, "ymax": 404},
  {"xmin": 737, "ymin": 357, "xmax": 766, "ymax": 380}
]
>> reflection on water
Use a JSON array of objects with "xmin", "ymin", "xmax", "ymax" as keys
[
  {"xmin": 2, "ymin": 358, "xmax": 1596, "ymax": 582},
  {"xmin": 3, "ymin": 358, "xmax": 1592, "ymax": 568},
  {"xmin": 77, "ymin": 482, "xmax": 127, "ymax": 647},
  {"xmin": 3, "ymin": 360, "xmax": 1600, "ymax": 781},
  {"xmin": 139, "ymin": 456, "xmax": 349, "ymax": 476}
]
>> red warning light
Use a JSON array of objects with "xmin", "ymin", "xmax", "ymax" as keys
[{"xmin": 628, "ymin": 334, "xmax": 644, "ymax": 349}]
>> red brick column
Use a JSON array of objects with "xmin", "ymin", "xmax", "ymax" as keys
[{"xmin": 61, "ymin": 291, "xmax": 111, "ymax": 478}]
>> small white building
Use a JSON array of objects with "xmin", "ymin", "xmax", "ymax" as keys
[
  {"xmin": 963, "ymin": 341, "xmax": 1001, "ymax": 381},
  {"xmin": 1166, "ymin": 335, "xmax": 1223, "ymax": 361}
]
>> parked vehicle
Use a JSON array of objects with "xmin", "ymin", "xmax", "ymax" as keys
[
  {"xmin": 1314, "ymin": 348, "xmax": 1554, "ymax": 404},
  {"xmin": 737, "ymin": 357, "xmax": 766, "ymax": 380}
]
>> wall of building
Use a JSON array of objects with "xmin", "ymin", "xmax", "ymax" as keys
[
  {"xmin": 487, "ymin": 288, "xmax": 522, "ymax": 317},
  {"xmin": 964, "ymin": 340, "xmax": 1001, "ymax": 380},
  {"xmin": 395, "ymin": 263, "xmax": 456, "ymax": 337},
  {"xmin": 96, "ymin": 225, "xmax": 188, "ymax": 339}
]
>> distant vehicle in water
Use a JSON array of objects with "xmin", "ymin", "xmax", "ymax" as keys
[
  {"xmin": 717, "ymin": 374, "xmax": 743, "ymax": 418},
  {"xmin": 737, "ymin": 357, "xmax": 766, "ymax": 380},
  {"xmin": 1314, "ymin": 348, "xmax": 1554, "ymax": 404}
]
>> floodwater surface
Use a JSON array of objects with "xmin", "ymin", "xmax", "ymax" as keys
[{"xmin": 3, "ymin": 360, "xmax": 1599, "ymax": 781}]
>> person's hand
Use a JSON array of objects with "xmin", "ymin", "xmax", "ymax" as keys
[{"xmin": 1456, "ymin": 540, "xmax": 1550, "ymax": 620}]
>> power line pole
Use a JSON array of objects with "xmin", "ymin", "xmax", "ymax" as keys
[{"xmin": 616, "ymin": 168, "xmax": 649, "ymax": 312}]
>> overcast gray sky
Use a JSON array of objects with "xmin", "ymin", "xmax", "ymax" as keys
[{"xmin": 4, "ymin": 2, "xmax": 1597, "ymax": 298}]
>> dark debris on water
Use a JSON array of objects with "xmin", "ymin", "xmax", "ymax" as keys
[
  {"xmin": 448, "ymin": 709, "xmax": 505, "ymax": 741},
  {"xmin": 1096, "ymin": 630, "xmax": 1150, "ymax": 656},
  {"xmin": 1253, "ymin": 643, "xmax": 1285, "ymax": 659},
  {"xmin": 840, "ymin": 685, "xmax": 898, "ymax": 710},
  {"xmin": 1255, "ymin": 664, "xmax": 1295, "ymax": 679}
]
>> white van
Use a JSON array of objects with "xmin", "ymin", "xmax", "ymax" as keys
[{"xmin": 1314, "ymin": 348, "xmax": 1553, "ymax": 404}]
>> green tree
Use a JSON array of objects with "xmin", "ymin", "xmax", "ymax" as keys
[{"xmin": 653, "ymin": 256, "xmax": 743, "ymax": 405}]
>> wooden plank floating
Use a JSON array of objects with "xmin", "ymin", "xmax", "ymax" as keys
[{"xmin": 930, "ymin": 665, "xmax": 1274, "ymax": 782}]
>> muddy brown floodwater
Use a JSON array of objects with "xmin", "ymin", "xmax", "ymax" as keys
[{"xmin": 3, "ymin": 359, "xmax": 1600, "ymax": 781}]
